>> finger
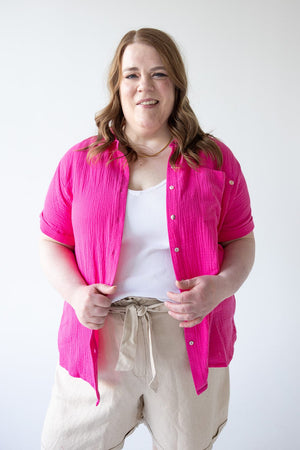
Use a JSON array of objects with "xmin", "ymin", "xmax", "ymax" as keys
[
  {"xmin": 85, "ymin": 321, "xmax": 106, "ymax": 330},
  {"xmin": 165, "ymin": 301, "xmax": 193, "ymax": 314},
  {"xmin": 176, "ymin": 277, "xmax": 199, "ymax": 290},
  {"xmin": 87, "ymin": 314, "xmax": 108, "ymax": 323},
  {"xmin": 94, "ymin": 283, "xmax": 117, "ymax": 295},
  {"xmin": 179, "ymin": 317, "xmax": 203, "ymax": 328},
  {"xmin": 166, "ymin": 291, "xmax": 188, "ymax": 303},
  {"xmin": 84, "ymin": 312, "xmax": 109, "ymax": 326},
  {"xmin": 91, "ymin": 306, "xmax": 111, "ymax": 317},
  {"xmin": 93, "ymin": 295, "xmax": 112, "ymax": 308},
  {"xmin": 167, "ymin": 310, "xmax": 197, "ymax": 322}
]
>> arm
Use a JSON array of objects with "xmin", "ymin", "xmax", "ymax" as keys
[
  {"xmin": 165, "ymin": 231, "xmax": 255, "ymax": 328},
  {"xmin": 39, "ymin": 233, "xmax": 116, "ymax": 329}
]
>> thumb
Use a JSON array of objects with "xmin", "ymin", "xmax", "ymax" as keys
[
  {"xmin": 94, "ymin": 283, "xmax": 117, "ymax": 295},
  {"xmin": 176, "ymin": 277, "xmax": 199, "ymax": 290}
]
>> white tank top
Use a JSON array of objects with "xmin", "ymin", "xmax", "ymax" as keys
[{"xmin": 111, "ymin": 179, "xmax": 180, "ymax": 302}]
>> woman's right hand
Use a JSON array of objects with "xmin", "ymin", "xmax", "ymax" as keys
[
  {"xmin": 70, "ymin": 283, "xmax": 117, "ymax": 330},
  {"xmin": 39, "ymin": 235, "xmax": 117, "ymax": 330}
]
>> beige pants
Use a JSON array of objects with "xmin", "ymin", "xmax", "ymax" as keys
[{"xmin": 41, "ymin": 297, "xmax": 230, "ymax": 450}]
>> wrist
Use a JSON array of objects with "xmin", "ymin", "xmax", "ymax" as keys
[
  {"xmin": 67, "ymin": 283, "xmax": 87, "ymax": 309},
  {"xmin": 215, "ymin": 273, "xmax": 235, "ymax": 301}
]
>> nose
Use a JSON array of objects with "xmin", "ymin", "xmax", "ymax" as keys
[{"xmin": 137, "ymin": 74, "xmax": 154, "ymax": 92}]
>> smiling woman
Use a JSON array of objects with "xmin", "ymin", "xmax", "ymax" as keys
[
  {"xmin": 86, "ymin": 28, "xmax": 224, "ymax": 169},
  {"xmin": 119, "ymin": 43, "xmax": 175, "ymax": 144},
  {"xmin": 39, "ymin": 28, "xmax": 255, "ymax": 450}
]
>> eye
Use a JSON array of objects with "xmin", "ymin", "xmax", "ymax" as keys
[
  {"xmin": 125, "ymin": 73, "xmax": 138, "ymax": 79},
  {"xmin": 152, "ymin": 72, "xmax": 168, "ymax": 78}
]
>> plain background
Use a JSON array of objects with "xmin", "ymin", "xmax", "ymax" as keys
[{"xmin": 1, "ymin": 0, "xmax": 299, "ymax": 449}]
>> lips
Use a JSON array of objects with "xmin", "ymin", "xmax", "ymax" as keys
[{"xmin": 137, "ymin": 98, "xmax": 159, "ymax": 106}]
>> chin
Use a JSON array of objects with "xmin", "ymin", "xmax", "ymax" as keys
[{"xmin": 138, "ymin": 120, "xmax": 167, "ymax": 133}]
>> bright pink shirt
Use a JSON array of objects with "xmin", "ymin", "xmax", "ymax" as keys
[{"xmin": 40, "ymin": 136, "xmax": 254, "ymax": 405}]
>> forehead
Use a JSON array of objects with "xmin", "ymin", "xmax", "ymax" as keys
[{"xmin": 121, "ymin": 42, "xmax": 164, "ymax": 69}]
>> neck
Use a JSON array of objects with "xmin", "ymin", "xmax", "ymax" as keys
[{"xmin": 124, "ymin": 128, "xmax": 172, "ymax": 157}]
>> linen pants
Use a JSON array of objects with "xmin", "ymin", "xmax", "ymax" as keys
[{"xmin": 41, "ymin": 297, "xmax": 230, "ymax": 450}]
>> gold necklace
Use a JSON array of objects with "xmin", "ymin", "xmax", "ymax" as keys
[{"xmin": 138, "ymin": 138, "xmax": 172, "ymax": 158}]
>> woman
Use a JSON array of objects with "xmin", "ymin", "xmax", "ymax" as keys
[{"xmin": 40, "ymin": 28, "xmax": 255, "ymax": 450}]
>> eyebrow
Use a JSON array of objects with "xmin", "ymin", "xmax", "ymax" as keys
[{"xmin": 122, "ymin": 65, "xmax": 167, "ymax": 73}]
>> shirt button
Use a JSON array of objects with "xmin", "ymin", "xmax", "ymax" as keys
[
  {"xmin": 169, "ymin": 185, "xmax": 175, "ymax": 190},
  {"xmin": 229, "ymin": 180, "xmax": 234, "ymax": 185},
  {"xmin": 174, "ymin": 247, "xmax": 180, "ymax": 252},
  {"xmin": 171, "ymin": 214, "xmax": 176, "ymax": 220},
  {"xmin": 189, "ymin": 340, "xmax": 194, "ymax": 346}
]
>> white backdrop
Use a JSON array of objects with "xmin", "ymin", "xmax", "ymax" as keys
[{"xmin": 1, "ymin": 0, "xmax": 299, "ymax": 449}]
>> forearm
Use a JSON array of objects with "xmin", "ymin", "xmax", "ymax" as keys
[
  {"xmin": 39, "ymin": 236, "xmax": 87, "ymax": 306},
  {"xmin": 218, "ymin": 231, "xmax": 255, "ymax": 300}
]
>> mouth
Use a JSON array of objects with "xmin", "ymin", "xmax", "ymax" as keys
[{"xmin": 137, "ymin": 99, "xmax": 159, "ymax": 106}]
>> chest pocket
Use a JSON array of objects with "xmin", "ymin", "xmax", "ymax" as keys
[
  {"xmin": 195, "ymin": 168, "xmax": 225, "ymax": 225},
  {"xmin": 167, "ymin": 167, "xmax": 225, "ymax": 279}
]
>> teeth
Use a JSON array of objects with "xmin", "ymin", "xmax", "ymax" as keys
[{"xmin": 140, "ymin": 100, "xmax": 158, "ymax": 105}]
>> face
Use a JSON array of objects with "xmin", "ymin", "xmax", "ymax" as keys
[{"xmin": 119, "ymin": 42, "xmax": 175, "ymax": 139}]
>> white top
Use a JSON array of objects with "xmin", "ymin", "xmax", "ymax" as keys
[{"xmin": 111, "ymin": 179, "xmax": 180, "ymax": 302}]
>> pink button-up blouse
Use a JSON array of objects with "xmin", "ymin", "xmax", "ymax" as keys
[{"xmin": 40, "ymin": 136, "xmax": 254, "ymax": 405}]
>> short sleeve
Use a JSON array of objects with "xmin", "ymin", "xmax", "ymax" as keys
[
  {"xmin": 218, "ymin": 144, "xmax": 254, "ymax": 242},
  {"xmin": 40, "ymin": 150, "xmax": 75, "ymax": 247}
]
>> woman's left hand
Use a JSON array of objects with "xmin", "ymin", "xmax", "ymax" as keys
[
  {"xmin": 165, "ymin": 233, "xmax": 255, "ymax": 328},
  {"xmin": 165, "ymin": 275, "xmax": 226, "ymax": 328}
]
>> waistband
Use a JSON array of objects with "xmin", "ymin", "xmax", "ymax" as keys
[{"xmin": 109, "ymin": 296, "xmax": 168, "ymax": 391}]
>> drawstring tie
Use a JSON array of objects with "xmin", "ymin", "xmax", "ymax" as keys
[{"xmin": 109, "ymin": 299, "xmax": 168, "ymax": 392}]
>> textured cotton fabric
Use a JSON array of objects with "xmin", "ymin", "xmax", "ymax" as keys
[{"xmin": 40, "ymin": 136, "xmax": 254, "ymax": 404}]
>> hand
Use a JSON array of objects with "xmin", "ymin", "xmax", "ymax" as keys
[
  {"xmin": 165, "ymin": 275, "xmax": 226, "ymax": 328},
  {"xmin": 70, "ymin": 283, "xmax": 117, "ymax": 330}
]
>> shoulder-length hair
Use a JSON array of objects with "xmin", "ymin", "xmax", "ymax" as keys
[{"xmin": 85, "ymin": 28, "xmax": 222, "ymax": 168}]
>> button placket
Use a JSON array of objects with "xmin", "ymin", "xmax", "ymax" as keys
[{"xmin": 168, "ymin": 183, "xmax": 179, "ymax": 253}]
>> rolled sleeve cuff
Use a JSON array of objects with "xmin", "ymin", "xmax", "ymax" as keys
[{"xmin": 40, "ymin": 213, "xmax": 75, "ymax": 247}]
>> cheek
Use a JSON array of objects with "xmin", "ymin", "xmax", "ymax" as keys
[
  {"xmin": 120, "ymin": 80, "xmax": 135, "ymax": 96},
  {"xmin": 163, "ymin": 90, "xmax": 175, "ymax": 114},
  {"xmin": 119, "ymin": 86, "xmax": 133, "ymax": 115},
  {"xmin": 162, "ymin": 83, "xmax": 175, "ymax": 109}
]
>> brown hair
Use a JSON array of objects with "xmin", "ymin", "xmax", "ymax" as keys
[{"xmin": 85, "ymin": 28, "xmax": 222, "ymax": 168}]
